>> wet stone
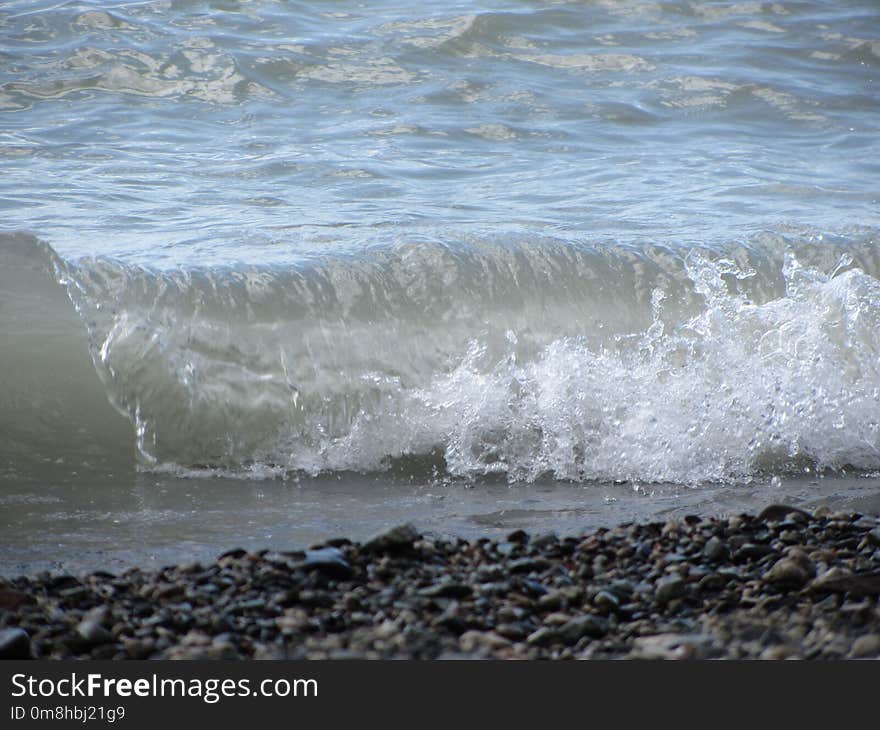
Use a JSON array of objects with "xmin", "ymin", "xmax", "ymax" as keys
[
  {"xmin": 593, "ymin": 590, "xmax": 620, "ymax": 614},
  {"xmin": 0, "ymin": 589, "xmax": 31, "ymax": 611},
  {"xmin": 850, "ymin": 634, "xmax": 880, "ymax": 658},
  {"xmin": 418, "ymin": 582, "xmax": 472, "ymax": 599},
  {"xmin": 526, "ymin": 627, "xmax": 561, "ymax": 647},
  {"xmin": 734, "ymin": 544, "xmax": 775, "ymax": 562},
  {"xmin": 702, "ymin": 537, "xmax": 728, "ymax": 563},
  {"xmin": 757, "ymin": 505, "xmax": 811, "ymax": 523},
  {"xmin": 809, "ymin": 568, "xmax": 880, "ymax": 597},
  {"xmin": 301, "ymin": 548, "xmax": 352, "ymax": 580},
  {"xmin": 763, "ymin": 558, "xmax": 811, "ymax": 589},
  {"xmin": 7, "ymin": 508, "xmax": 880, "ymax": 660},
  {"xmin": 75, "ymin": 620, "xmax": 114, "ymax": 648},
  {"xmin": 559, "ymin": 615, "xmax": 608, "ymax": 643},
  {"xmin": 362, "ymin": 524, "xmax": 420, "ymax": 554},
  {"xmin": 0, "ymin": 628, "xmax": 31, "ymax": 659},
  {"xmin": 655, "ymin": 576, "xmax": 686, "ymax": 606}
]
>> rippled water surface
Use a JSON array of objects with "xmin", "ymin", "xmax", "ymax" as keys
[{"xmin": 2, "ymin": 0, "xmax": 877, "ymax": 264}]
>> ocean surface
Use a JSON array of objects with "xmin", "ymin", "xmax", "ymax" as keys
[{"xmin": 2, "ymin": 0, "xmax": 880, "ymax": 571}]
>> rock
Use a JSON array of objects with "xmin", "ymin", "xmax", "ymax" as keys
[
  {"xmin": 531, "ymin": 532, "xmax": 558, "ymax": 550},
  {"xmin": 76, "ymin": 619, "xmax": 114, "ymax": 648},
  {"xmin": 734, "ymin": 543, "xmax": 775, "ymax": 562},
  {"xmin": 607, "ymin": 580, "xmax": 634, "ymax": 601},
  {"xmin": 122, "ymin": 638, "xmax": 154, "ymax": 660},
  {"xmin": 459, "ymin": 631, "xmax": 511, "ymax": 653},
  {"xmin": 526, "ymin": 627, "xmax": 561, "ymax": 646},
  {"xmin": 702, "ymin": 536, "xmax": 728, "ymax": 563},
  {"xmin": 867, "ymin": 528, "xmax": 880, "ymax": 547},
  {"xmin": 0, "ymin": 589, "xmax": 31, "ymax": 610},
  {"xmin": 655, "ymin": 576, "xmax": 686, "ymax": 606},
  {"xmin": 506, "ymin": 529, "xmax": 529, "ymax": 544},
  {"xmin": 433, "ymin": 601, "xmax": 465, "ymax": 632},
  {"xmin": 558, "ymin": 615, "xmax": 608, "ymax": 643},
  {"xmin": 508, "ymin": 558, "xmax": 541, "ymax": 574},
  {"xmin": 759, "ymin": 646, "xmax": 793, "ymax": 661},
  {"xmin": 543, "ymin": 612, "xmax": 571, "ymax": 627},
  {"xmin": 217, "ymin": 548, "xmax": 248, "ymax": 560},
  {"xmin": 629, "ymin": 634, "xmax": 714, "ymax": 660},
  {"xmin": 697, "ymin": 573, "xmax": 727, "ymax": 592},
  {"xmin": 362, "ymin": 524, "xmax": 420, "ymax": 553},
  {"xmin": 374, "ymin": 619, "xmax": 399, "ymax": 640},
  {"xmin": 592, "ymin": 590, "xmax": 620, "ymax": 614},
  {"xmin": 495, "ymin": 622, "xmax": 531, "ymax": 641},
  {"xmin": 83, "ymin": 605, "xmax": 111, "ymax": 626},
  {"xmin": 757, "ymin": 504, "xmax": 812, "ymax": 523},
  {"xmin": 229, "ymin": 598, "xmax": 266, "ymax": 614},
  {"xmin": 519, "ymin": 578, "xmax": 549, "ymax": 597},
  {"xmin": 537, "ymin": 590, "xmax": 566, "ymax": 611},
  {"xmin": 850, "ymin": 634, "xmax": 880, "ymax": 658},
  {"xmin": 166, "ymin": 642, "xmax": 239, "ymax": 660},
  {"xmin": 475, "ymin": 565, "xmax": 504, "ymax": 582},
  {"xmin": 762, "ymin": 555, "xmax": 812, "ymax": 589},
  {"xmin": 152, "ymin": 583, "xmax": 184, "ymax": 601},
  {"xmin": 418, "ymin": 581, "xmax": 472, "ymax": 599},
  {"xmin": 0, "ymin": 628, "xmax": 31, "ymax": 659},
  {"xmin": 809, "ymin": 568, "xmax": 880, "ymax": 597},
  {"xmin": 301, "ymin": 547, "xmax": 352, "ymax": 580}
]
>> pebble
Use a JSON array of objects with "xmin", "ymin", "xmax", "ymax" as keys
[
  {"xmin": 849, "ymin": 634, "xmax": 880, "ymax": 658},
  {"xmin": 459, "ymin": 631, "xmax": 510, "ymax": 653},
  {"xmin": 757, "ymin": 504, "xmax": 812, "ymax": 523},
  {"xmin": 2, "ymin": 504, "xmax": 879, "ymax": 660},
  {"xmin": 655, "ymin": 576, "xmax": 686, "ymax": 606},
  {"xmin": 526, "ymin": 627, "xmax": 561, "ymax": 647},
  {"xmin": 702, "ymin": 537, "xmax": 728, "ymax": 562},
  {"xmin": 593, "ymin": 590, "xmax": 620, "ymax": 613},
  {"xmin": 559, "ymin": 615, "xmax": 608, "ymax": 643},
  {"xmin": 810, "ymin": 567, "xmax": 880, "ymax": 597},
  {"xmin": 629, "ymin": 634, "xmax": 713, "ymax": 660},
  {"xmin": 0, "ymin": 627, "xmax": 31, "ymax": 659},
  {"xmin": 362, "ymin": 523, "xmax": 420, "ymax": 554},
  {"xmin": 763, "ymin": 557, "xmax": 810, "ymax": 589},
  {"xmin": 302, "ymin": 548, "xmax": 353, "ymax": 580},
  {"xmin": 75, "ymin": 619, "xmax": 114, "ymax": 648}
]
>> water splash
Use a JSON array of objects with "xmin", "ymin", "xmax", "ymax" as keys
[{"xmin": 35, "ymin": 231, "xmax": 880, "ymax": 484}]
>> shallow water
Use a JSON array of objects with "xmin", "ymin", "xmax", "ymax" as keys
[
  {"xmin": 4, "ymin": 463, "xmax": 880, "ymax": 575},
  {"xmin": 2, "ymin": 1, "xmax": 879, "ymax": 570}
]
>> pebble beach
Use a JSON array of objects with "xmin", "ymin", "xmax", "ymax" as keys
[
  {"xmin": 3, "ymin": 3, "xmax": 880, "ymax": 672},
  {"xmin": 2, "ymin": 504, "xmax": 879, "ymax": 661}
]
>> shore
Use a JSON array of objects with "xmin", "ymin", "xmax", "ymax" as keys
[{"xmin": 1, "ymin": 504, "xmax": 879, "ymax": 660}]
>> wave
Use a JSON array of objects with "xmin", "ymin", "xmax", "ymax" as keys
[{"xmin": 2, "ymin": 229, "xmax": 880, "ymax": 484}]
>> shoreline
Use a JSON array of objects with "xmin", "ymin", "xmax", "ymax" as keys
[
  {"xmin": 5, "ymin": 468, "xmax": 880, "ymax": 579},
  {"xmin": 2, "ymin": 504, "xmax": 880, "ymax": 660}
]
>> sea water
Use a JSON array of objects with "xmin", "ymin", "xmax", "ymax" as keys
[{"xmin": 1, "ymin": 1, "xmax": 879, "ymax": 571}]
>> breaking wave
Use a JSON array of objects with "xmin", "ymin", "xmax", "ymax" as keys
[{"xmin": 2, "ymin": 229, "xmax": 880, "ymax": 484}]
